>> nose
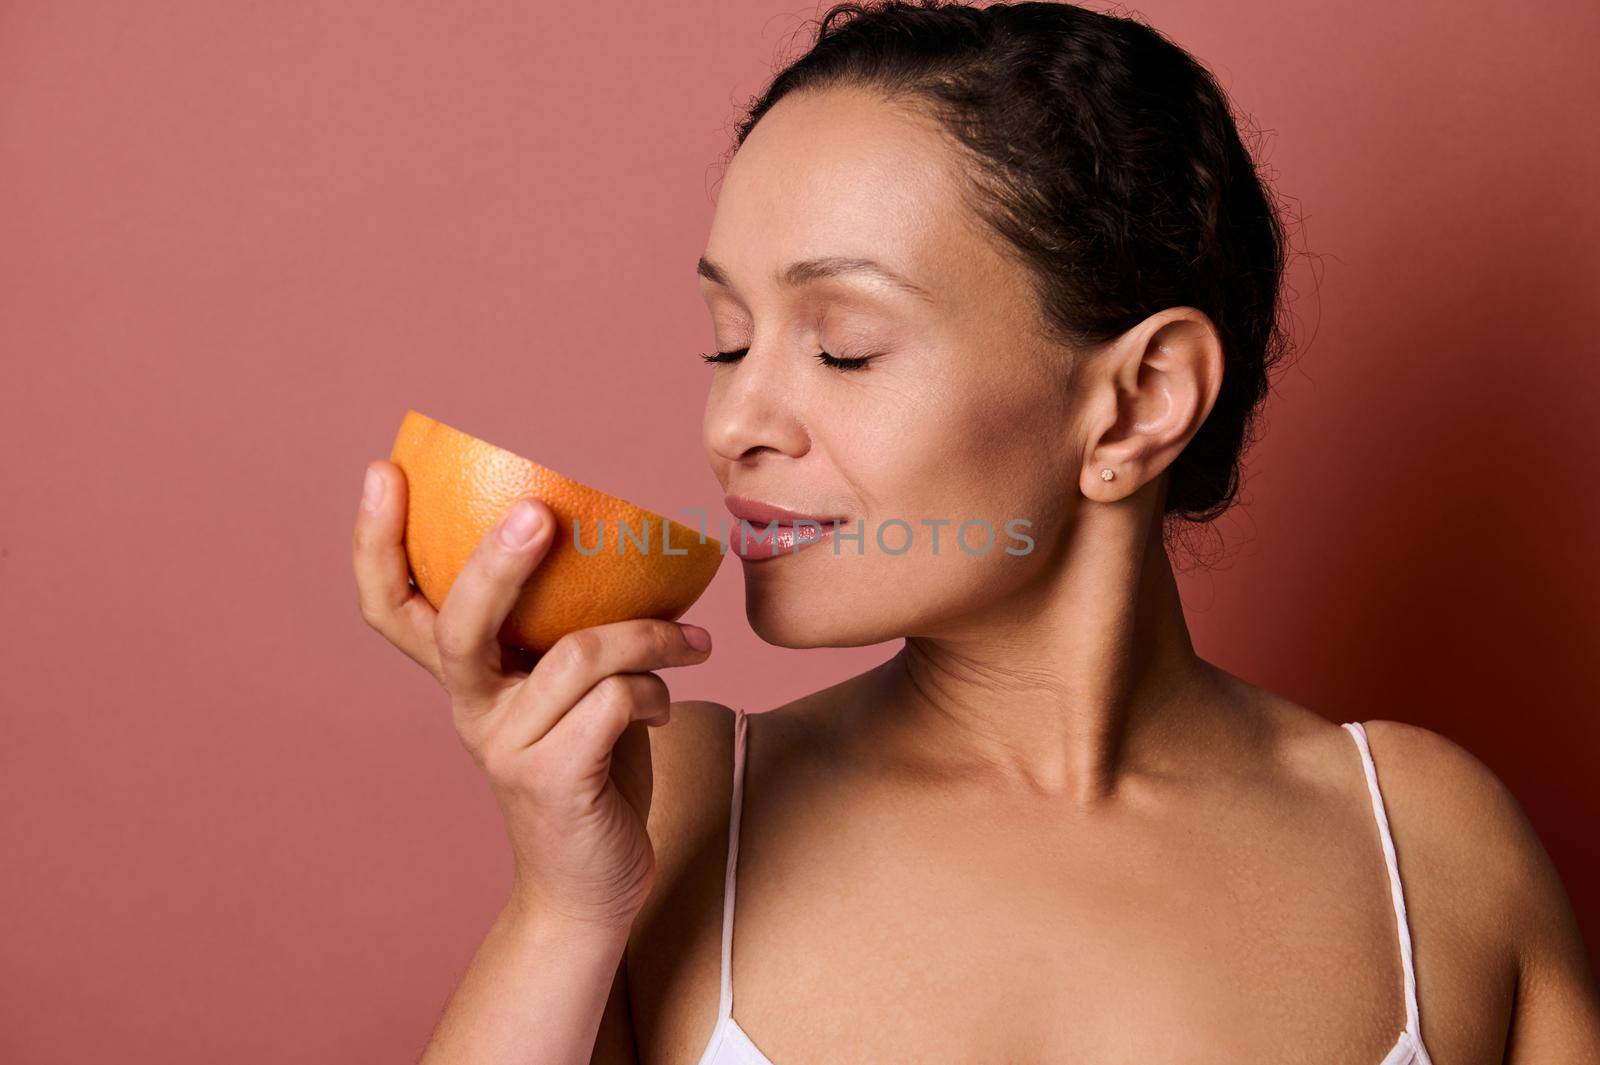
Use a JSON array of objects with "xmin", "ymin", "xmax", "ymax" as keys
[{"xmin": 703, "ymin": 345, "xmax": 812, "ymax": 466}]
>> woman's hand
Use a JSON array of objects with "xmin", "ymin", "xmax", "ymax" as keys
[{"xmin": 351, "ymin": 460, "xmax": 713, "ymax": 930}]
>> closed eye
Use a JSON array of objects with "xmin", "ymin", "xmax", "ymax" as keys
[
  {"xmin": 697, "ymin": 347, "xmax": 874, "ymax": 371},
  {"xmin": 815, "ymin": 350, "xmax": 873, "ymax": 371}
]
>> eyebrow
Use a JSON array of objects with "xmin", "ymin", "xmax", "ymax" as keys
[{"xmin": 696, "ymin": 254, "xmax": 934, "ymax": 303}]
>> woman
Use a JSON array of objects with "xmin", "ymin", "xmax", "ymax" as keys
[{"xmin": 352, "ymin": 2, "xmax": 1600, "ymax": 1062}]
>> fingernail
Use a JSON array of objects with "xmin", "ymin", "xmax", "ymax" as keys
[
  {"xmin": 361, "ymin": 466, "xmax": 384, "ymax": 511},
  {"xmin": 498, "ymin": 500, "xmax": 543, "ymax": 549},
  {"xmin": 681, "ymin": 624, "xmax": 711, "ymax": 652}
]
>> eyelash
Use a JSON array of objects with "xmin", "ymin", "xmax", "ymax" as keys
[{"xmin": 698, "ymin": 347, "xmax": 874, "ymax": 371}]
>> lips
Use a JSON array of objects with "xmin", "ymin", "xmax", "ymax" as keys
[{"xmin": 723, "ymin": 494, "xmax": 847, "ymax": 561}]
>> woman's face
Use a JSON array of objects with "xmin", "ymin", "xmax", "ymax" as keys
[{"xmin": 698, "ymin": 86, "xmax": 1087, "ymax": 648}]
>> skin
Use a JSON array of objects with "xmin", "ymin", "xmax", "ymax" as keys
[{"xmin": 618, "ymin": 87, "xmax": 1600, "ymax": 1062}]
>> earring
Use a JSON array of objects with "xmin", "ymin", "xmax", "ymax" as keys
[{"xmin": 1100, "ymin": 468, "xmax": 1115, "ymax": 482}]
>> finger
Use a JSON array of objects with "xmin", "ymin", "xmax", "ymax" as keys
[
  {"xmin": 353, "ymin": 460, "xmax": 442, "ymax": 679},
  {"xmin": 433, "ymin": 496, "xmax": 556, "ymax": 704},
  {"xmin": 532, "ymin": 672, "xmax": 671, "ymax": 770},
  {"xmin": 608, "ymin": 715, "xmax": 658, "ymax": 825},
  {"xmin": 499, "ymin": 620, "xmax": 708, "ymax": 749}
]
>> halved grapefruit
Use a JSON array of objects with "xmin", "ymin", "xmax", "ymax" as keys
[{"xmin": 389, "ymin": 409, "xmax": 723, "ymax": 653}]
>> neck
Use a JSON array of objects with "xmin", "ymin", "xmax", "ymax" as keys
[{"xmin": 847, "ymin": 502, "xmax": 1224, "ymax": 806}]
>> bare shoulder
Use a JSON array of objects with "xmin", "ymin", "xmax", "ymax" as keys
[
  {"xmin": 624, "ymin": 699, "xmax": 741, "ymax": 1052},
  {"xmin": 644, "ymin": 699, "xmax": 741, "ymax": 850},
  {"xmin": 639, "ymin": 699, "xmax": 741, "ymax": 920},
  {"xmin": 1356, "ymin": 719, "xmax": 1550, "ymax": 901},
  {"xmin": 1357, "ymin": 719, "xmax": 1598, "ymax": 1007},
  {"xmin": 1357, "ymin": 719, "xmax": 1532, "ymax": 857}
]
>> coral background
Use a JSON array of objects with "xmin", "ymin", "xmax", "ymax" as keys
[{"xmin": 2, "ymin": 1, "xmax": 1596, "ymax": 1060}]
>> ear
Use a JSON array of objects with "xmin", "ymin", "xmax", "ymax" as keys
[{"xmin": 1078, "ymin": 307, "xmax": 1223, "ymax": 502}]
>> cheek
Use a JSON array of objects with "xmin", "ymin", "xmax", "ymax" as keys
[
  {"xmin": 700, "ymin": 379, "xmax": 722, "ymax": 456},
  {"xmin": 741, "ymin": 376, "xmax": 1073, "ymax": 648},
  {"xmin": 859, "ymin": 368, "xmax": 1065, "ymax": 526}
]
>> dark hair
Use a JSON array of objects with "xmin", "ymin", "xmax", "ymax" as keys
[{"xmin": 719, "ymin": 0, "xmax": 1299, "ymax": 553}]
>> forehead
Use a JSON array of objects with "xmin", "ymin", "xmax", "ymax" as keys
[{"xmin": 705, "ymin": 87, "xmax": 997, "ymax": 298}]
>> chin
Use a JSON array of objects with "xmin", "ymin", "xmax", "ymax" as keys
[{"xmin": 742, "ymin": 575, "xmax": 903, "ymax": 649}]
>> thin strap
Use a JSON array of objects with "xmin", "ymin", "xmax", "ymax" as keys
[
  {"xmin": 1341, "ymin": 721, "xmax": 1427, "ymax": 1049},
  {"xmin": 716, "ymin": 707, "xmax": 751, "ymax": 1021}
]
